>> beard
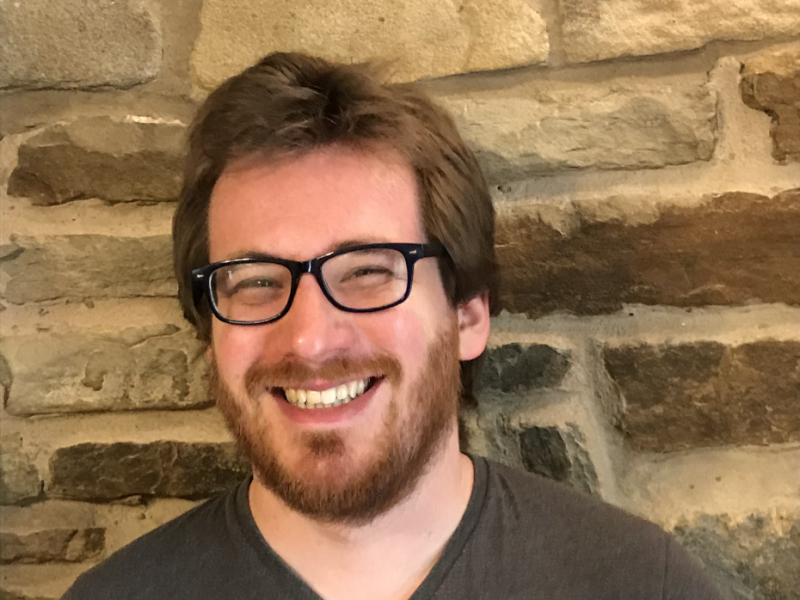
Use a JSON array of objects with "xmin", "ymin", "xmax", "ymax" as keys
[{"xmin": 210, "ymin": 323, "xmax": 462, "ymax": 526}]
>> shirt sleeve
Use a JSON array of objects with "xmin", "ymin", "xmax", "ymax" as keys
[{"xmin": 663, "ymin": 535, "xmax": 731, "ymax": 600}]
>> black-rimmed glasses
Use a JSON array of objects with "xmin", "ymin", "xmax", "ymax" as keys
[{"xmin": 192, "ymin": 243, "xmax": 446, "ymax": 326}]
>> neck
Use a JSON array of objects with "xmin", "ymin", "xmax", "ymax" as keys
[{"xmin": 248, "ymin": 427, "xmax": 473, "ymax": 600}]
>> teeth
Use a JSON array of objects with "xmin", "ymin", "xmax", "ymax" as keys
[{"xmin": 283, "ymin": 378, "xmax": 372, "ymax": 410}]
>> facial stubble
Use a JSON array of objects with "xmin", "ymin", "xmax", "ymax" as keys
[{"xmin": 210, "ymin": 324, "xmax": 462, "ymax": 525}]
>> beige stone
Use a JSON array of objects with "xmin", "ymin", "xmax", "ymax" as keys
[
  {"xmin": 1, "ymin": 326, "xmax": 209, "ymax": 415},
  {"xmin": 0, "ymin": 435, "xmax": 42, "ymax": 505},
  {"xmin": 560, "ymin": 0, "xmax": 800, "ymax": 63},
  {"xmin": 435, "ymin": 76, "xmax": 716, "ymax": 182},
  {"xmin": 191, "ymin": 0, "xmax": 548, "ymax": 89},
  {"xmin": 0, "ymin": 234, "xmax": 175, "ymax": 304},
  {"xmin": 8, "ymin": 118, "xmax": 186, "ymax": 205},
  {"xmin": 0, "ymin": 0, "xmax": 161, "ymax": 89}
]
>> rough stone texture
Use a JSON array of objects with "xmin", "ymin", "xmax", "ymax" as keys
[
  {"xmin": 498, "ymin": 190, "xmax": 800, "ymax": 317},
  {"xmin": 0, "ymin": 529, "xmax": 104, "ymax": 564},
  {"xmin": 742, "ymin": 44, "xmax": 800, "ymax": 164},
  {"xmin": 191, "ymin": 0, "xmax": 548, "ymax": 88},
  {"xmin": 519, "ymin": 424, "xmax": 598, "ymax": 495},
  {"xmin": 0, "ymin": 234, "xmax": 175, "ymax": 304},
  {"xmin": 49, "ymin": 442, "xmax": 250, "ymax": 501},
  {"xmin": 1, "ymin": 326, "xmax": 208, "ymax": 415},
  {"xmin": 603, "ymin": 340, "xmax": 800, "ymax": 453},
  {"xmin": 436, "ymin": 78, "xmax": 716, "ymax": 182},
  {"xmin": 7, "ymin": 118, "xmax": 185, "ymax": 204},
  {"xmin": 0, "ymin": 436, "xmax": 42, "ymax": 506},
  {"xmin": 0, "ymin": 0, "xmax": 161, "ymax": 89},
  {"xmin": 674, "ymin": 512, "xmax": 800, "ymax": 600},
  {"xmin": 0, "ymin": 589, "xmax": 53, "ymax": 600},
  {"xmin": 478, "ymin": 344, "xmax": 570, "ymax": 393},
  {"xmin": 560, "ymin": 0, "xmax": 800, "ymax": 63}
]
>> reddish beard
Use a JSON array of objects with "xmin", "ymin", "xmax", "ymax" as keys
[{"xmin": 210, "ymin": 324, "xmax": 462, "ymax": 525}]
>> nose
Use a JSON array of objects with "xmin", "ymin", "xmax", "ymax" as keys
[{"xmin": 270, "ymin": 272, "xmax": 354, "ymax": 363}]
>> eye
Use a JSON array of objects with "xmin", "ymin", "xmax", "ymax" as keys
[
  {"xmin": 345, "ymin": 265, "xmax": 395, "ymax": 280},
  {"xmin": 229, "ymin": 277, "xmax": 281, "ymax": 293}
]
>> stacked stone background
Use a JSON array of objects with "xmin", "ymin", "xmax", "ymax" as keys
[{"xmin": 1, "ymin": 0, "xmax": 799, "ymax": 597}]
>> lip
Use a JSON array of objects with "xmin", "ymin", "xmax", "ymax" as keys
[{"xmin": 273, "ymin": 377, "xmax": 382, "ymax": 427}]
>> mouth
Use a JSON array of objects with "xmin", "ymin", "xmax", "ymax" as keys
[{"xmin": 274, "ymin": 377, "xmax": 380, "ymax": 410}]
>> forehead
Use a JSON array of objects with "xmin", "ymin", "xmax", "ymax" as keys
[{"xmin": 208, "ymin": 147, "xmax": 423, "ymax": 262}]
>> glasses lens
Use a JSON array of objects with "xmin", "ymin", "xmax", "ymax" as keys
[
  {"xmin": 210, "ymin": 262, "xmax": 292, "ymax": 323},
  {"xmin": 322, "ymin": 248, "xmax": 409, "ymax": 310}
]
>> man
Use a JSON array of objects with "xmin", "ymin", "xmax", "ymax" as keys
[{"xmin": 62, "ymin": 53, "xmax": 726, "ymax": 600}]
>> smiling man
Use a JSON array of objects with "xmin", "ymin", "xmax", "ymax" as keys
[{"xmin": 62, "ymin": 53, "xmax": 726, "ymax": 600}]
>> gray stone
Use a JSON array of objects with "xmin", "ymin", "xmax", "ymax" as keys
[
  {"xmin": 673, "ymin": 512, "xmax": 800, "ymax": 600},
  {"xmin": 0, "ymin": 0, "xmax": 161, "ymax": 89},
  {"xmin": 2, "ymin": 326, "xmax": 209, "ymax": 415},
  {"xmin": 8, "ymin": 118, "xmax": 185, "ymax": 204},
  {"xmin": 742, "ymin": 44, "xmax": 800, "ymax": 164},
  {"xmin": 518, "ymin": 424, "xmax": 598, "ymax": 495},
  {"xmin": 0, "ymin": 436, "xmax": 42, "ymax": 505},
  {"xmin": 0, "ymin": 529, "xmax": 104, "ymax": 564},
  {"xmin": 191, "ymin": 0, "xmax": 548, "ymax": 88},
  {"xmin": 49, "ymin": 442, "xmax": 250, "ymax": 501},
  {"xmin": 560, "ymin": 0, "xmax": 800, "ymax": 63},
  {"xmin": 498, "ymin": 190, "xmax": 800, "ymax": 317},
  {"xmin": 435, "ymin": 78, "xmax": 716, "ymax": 182},
  {"xmin": 0, "ymin": 234, "xmax": 175, "ymax": 304},
  {"xmin": 479, "ymin": 344, "xmax": 570, "ymax": 394},
  {"xmin": 603, "ymin": 340, "xmax": 800, "ymax": 452}
]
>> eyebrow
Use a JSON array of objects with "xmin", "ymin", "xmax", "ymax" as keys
[{"xmin": 223, "ymin": 238, "xmax": 392, "ymax": 262}]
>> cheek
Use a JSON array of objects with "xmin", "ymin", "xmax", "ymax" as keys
[
  {"xmin": 364, "ymin": 309, "xmax": 435, "ymax": 378},
  {"xmin": 210, "ymin": 322, "xmax": 265, "ymax": 390}
]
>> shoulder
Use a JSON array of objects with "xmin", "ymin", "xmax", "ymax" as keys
[
  {"xmin": 484, "ymin": 458, "xmax": 665, "ymax": 542},
  {"xmin": 61, "ymin": 481, "xmax": 246, "ymax": 600},
  {"xmin": 471, "ymin": 459, "xmax": 726, "ymax": 599}
]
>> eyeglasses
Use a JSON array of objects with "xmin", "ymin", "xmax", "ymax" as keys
[{"xmin": 192, "ymin": 242, "xmax": 446, "ymax": 326}]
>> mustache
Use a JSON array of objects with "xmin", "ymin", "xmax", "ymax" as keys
[{"xmin": 245, "ymin": 354, "xmax": 403, "ymax": 397}]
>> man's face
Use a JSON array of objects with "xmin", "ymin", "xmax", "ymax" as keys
[{"xmin": 207, "ymin": 146, "xmax": 483, "ymax": 524}]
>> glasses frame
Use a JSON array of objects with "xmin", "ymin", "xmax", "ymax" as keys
[{"xmin": 192, "ymin": 242, "xmax": 446, "ymax": 326}]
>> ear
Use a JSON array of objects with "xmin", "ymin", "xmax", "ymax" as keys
[{"xmin": 456, "ymin": 292, "xmax": 491, "ymax": 361}]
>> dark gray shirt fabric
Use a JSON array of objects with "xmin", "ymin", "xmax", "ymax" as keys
[{"xmin": 62, "ymin": 457, "xmax": 726, "ymax": 600}]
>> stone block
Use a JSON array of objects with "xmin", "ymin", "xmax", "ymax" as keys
[
  {"xmin": 0, "ymin": 435, "xmax": 42, "ymax": 505},
  {"xmin": 0, "ymin": 234, "xmax": 175, "ymax": 304},
  {"xmin": 191, "ymin": 0, "xmax": 548, "ymax": 88},
  {"xmin": 436, "ymin": 77, "xmax": 716, "ymax": 182},
  {"xmin": 48, "ymin": 442, "xmax": 250, "ymax": 501},
  {"xmin": 673, "ymin": 512, "xmax": 800, "ymax": 600},
  {"xmin": 603, "ymin": 341, "xmax": 800, "ymax": 452},
  {"xmin": 560, "ymin": 0, "xmax": 800, "ymax": 63},
  {"xmin": 0, "ymin": 529, "xmax": 104, "ymax": 564},
  {"xmin": 518, "ymin": 424, "xmax": 598, "ymax": 495},
  {"xmin": 7, "ymin": 118, "xmax": 185, "ymax": 204},
  {"xmin": 0, "ymin": 0, "xmax": 161, "ymax": 89},
  {"xmin": 498, "ymin": 190, "xmax": 800, "ymax": 317},
  {"xmin": 1, "ymin": 326, "xmax": 209, "ymax": 415},
  {"xmin": 742, "ymin": 44, "xmax": 800, "ymax": 164},
  {"xmin": 478, "ymin": 343, "xmax": 570, "ymax": 394}
]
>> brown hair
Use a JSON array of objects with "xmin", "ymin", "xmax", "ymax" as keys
[{"xmin": 173, "ymin": 52, "xmax": 498, "ymax": 406}]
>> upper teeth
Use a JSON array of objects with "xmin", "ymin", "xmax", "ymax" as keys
[{"xmin": 284, "ymin": 379, "xmax": 368, "ymax": 409}]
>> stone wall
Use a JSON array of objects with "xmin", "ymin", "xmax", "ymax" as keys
[{"xmin": 1, "ymin": 1, "xmax": 799, "ymax": 598}]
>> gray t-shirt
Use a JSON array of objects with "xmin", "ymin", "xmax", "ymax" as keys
[{"xmin": 62, "ymin": 457, "xmax": 726, "ymax": 599}]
